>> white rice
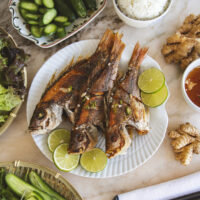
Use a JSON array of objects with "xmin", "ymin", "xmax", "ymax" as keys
[{"xmin": 117, "ymin": 0, "xmax": 169, "ymax": 20}]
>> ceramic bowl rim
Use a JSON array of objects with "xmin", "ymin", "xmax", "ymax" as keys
[
  {"xmin": 182, "ymin": 58, "xmax": 200, "ymax": 112},
  {"xmin": 112, "ymin": 0, "xmax": 173, "ymax": 23}
]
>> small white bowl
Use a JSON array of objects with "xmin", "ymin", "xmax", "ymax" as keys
[
  {"xmin": 112, "ymin": 0, "xmax": 173, "ymax": 28},
  {"xmin": 182, "ymin": 58, "xmax": 200, "ymax": 112}
]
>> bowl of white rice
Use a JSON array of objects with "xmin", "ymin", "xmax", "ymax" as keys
[{"xmin": 113, "ymin": 0, "xmax": 172, "ymax": 28}]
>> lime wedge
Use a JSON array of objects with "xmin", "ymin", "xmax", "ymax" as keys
[
  {"xmin": 48, "ymin": 129, "xmax": 70, "ymax": 152},
  {"xmin": 80, "ymin": 148, "xmax": 107, "ymax": 173},
  {"xmin": 141, "ymin": 84, "xmax": 168, "ymax": 107},
  {"xmin": 53, "ymin": 143, "xmax": 80, "ymax": 172},
  {"xmin": 138, "ymin": 67, "xmax": 165, "ymax": 93}
]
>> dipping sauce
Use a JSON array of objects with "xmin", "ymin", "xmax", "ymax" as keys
[{"xmin": 185, "ymin": 66, "xmax": 200, "ymax": 107}]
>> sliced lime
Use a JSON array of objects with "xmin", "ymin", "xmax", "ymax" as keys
[
  {"xmin": 53, "ymin": 143, "xmax": 80, "ymax": 172},
  {"xmin": 80, "ymin": 148, "xmax": 107, "ymax": 173},
  {"xmin": 48, "ymin": 129, "xmax": 70, "ymax": 152},
  {"xmin": 138, "ymin": 67, "xmax": 165, "ymax": 93},
  {"xmin": 141, "ymin": 84, "xmax": 168, "ymax": 107}
]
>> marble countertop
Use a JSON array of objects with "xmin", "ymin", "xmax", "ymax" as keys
[{"xmin": 0, "ymin": 0, "xmax": 200, "ymax": 199}]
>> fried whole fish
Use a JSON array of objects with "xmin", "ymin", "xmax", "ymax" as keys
[
  {"xmin": 106, "ymin": 43, "xmax": 149, "ymax": 158},
  {"xmin": 29, "ymin": 29, "xmax": 115, "ymax": 135},
  {"xmin": 69, "ymin": 33, "xmax": 125, "ymax": 154}
]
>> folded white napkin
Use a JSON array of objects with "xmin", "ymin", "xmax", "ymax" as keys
[{"xmin": 118, "ymin": 171, "xmax": 200, "ymax": 200}]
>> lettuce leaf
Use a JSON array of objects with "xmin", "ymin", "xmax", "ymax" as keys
[
  {"xmin": 0, "ymin": 115, "xmax": 8, "ymax": 122},
  {"xmin": 0, "ymin": 85, "xmax": 21, "ymax": 111}
]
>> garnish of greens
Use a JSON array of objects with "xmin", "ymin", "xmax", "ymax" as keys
[
  {"xmin": 0, "ymin": 168, "xmax": 65, "ymax": 200},
  {"xmin": 0, "ymin": 38, "xmax": 28, "ymax": 125},
  {"xmin": 0, "ymin": 168, "xmax": 18, "ymax": 200}
]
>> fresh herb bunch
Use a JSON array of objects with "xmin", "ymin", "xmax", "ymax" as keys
[{"xmin": 0, "ymin": 38, "xmax": 29, "ymax": 96}]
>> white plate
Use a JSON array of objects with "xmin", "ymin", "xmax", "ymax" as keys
[
  {"xmin": 27, "ymin": 40, "xmax": 169, "ymax": 178},
  {"xmin": 9, "ymin": 0, "xmax": 106, "ymax": 48}
]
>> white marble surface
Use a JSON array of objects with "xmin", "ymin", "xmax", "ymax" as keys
[{"xmin": 0, "ymin": 0, "xmax": 200, "ymax": 200}]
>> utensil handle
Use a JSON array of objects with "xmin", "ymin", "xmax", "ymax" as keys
[{"xmin": 113, "ymin": 195, "xmax": 119, "ymax": 200}]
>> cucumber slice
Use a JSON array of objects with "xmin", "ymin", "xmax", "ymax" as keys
[
  {"xmin": 44, "ymin": 23, "xmax": 57, "ymax": 35},
  {"xmin": 20, "ymin": 2, "xmax": 38, "ymax": 13},
  {"xmin": 43, "ymin": 8, "xmax": 57, "ymax": 25},
  {"xmin": 29, "ymin": 171, "xmax": 65, "ymax": 200},
  {"xmin": 54, "ymin": 16, "xmax": 68, "ymax": 24},
  {"xmin": 34, "ymin": 0, "xmax": 43, "ymax": 5},
  {"xmin": 25, "ymin": 13, "xmax": 40, "ymax": 20},
  {"xmin": 19, "ymin": 8, "xmax": 28, "ymax": 19},
  {"xmin": 27, "ymin": 20, "xmax": 39, "ymax": 25},
  {"xmin": 38, "ymin": 18, "xmax": 44, "ymax": 26},
  {"xmin": 5, "ymin": 173, "xmax": 52, "ymax": 200},
  {"xmin": 39, "ymin": 7, "xmax": 47, "ymax": 14},
  {"xmin": 56, "ymin": 27, "xmax": 66, "ymax": 38},
  {"xmin": 63, "ymin": 21, "xmax": 71, "ymax": 26},
  {"xmin": 42, "ymin": 0, "xmax": 54, "ymax": 8},
  {"xmin": 31, "ymin": 25, "xmax": 43, "ymax": 37}
]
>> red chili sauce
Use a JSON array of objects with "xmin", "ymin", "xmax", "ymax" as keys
[{"xmin": 185, "ymin": 66, "xmax": 200, "ymax": 107}]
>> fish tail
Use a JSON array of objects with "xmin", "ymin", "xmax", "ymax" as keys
[
  {"xmin": 110, "ymin": 32, "xmax": 125, "ymax": 61},
  {"xmin": 96, "ymin": 29, "xmax": 115, "ymax": 53}
]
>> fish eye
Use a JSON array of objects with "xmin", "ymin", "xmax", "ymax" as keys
[
  {"xmin": 111, "ymin": 134, "xmax": 118, "ymax": 142},
  {"xmin": 37, "ymin": 110, "xmax": 46, "ymax": 120}
]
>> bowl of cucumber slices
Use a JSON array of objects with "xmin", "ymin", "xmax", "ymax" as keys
[{"xmin": 8, "ymin": 0, "xmax": 106, "ymax": 48}]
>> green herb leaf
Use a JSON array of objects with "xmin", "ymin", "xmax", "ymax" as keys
[
  {"xmin": 67, "ymin": 86, "xmax": 72, "ymax": 93},
  {"xmin": 126, "ymin": 107, "xmax": 132, "ymax": 115}
]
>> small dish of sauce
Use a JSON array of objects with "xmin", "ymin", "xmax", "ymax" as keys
[{"xmin": 185, "ymin": 66, "xmax": 200, "ymax": 107}]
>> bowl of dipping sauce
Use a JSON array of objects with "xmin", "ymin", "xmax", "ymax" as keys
[{"xmin": 182, "ymin": 58, "xmax": 200, "ymax": 112}]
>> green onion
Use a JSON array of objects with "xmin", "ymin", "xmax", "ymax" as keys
[
  {"xmin": 67, "ymin": 86, "xmax": 72, "ymax": 93},
  {"xmin": 126, "ymin": 107, "xmax": 132, "ymax": 115}
]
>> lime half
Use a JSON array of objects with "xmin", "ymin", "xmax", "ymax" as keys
[
  {"xmin": 80, "ymin": 148, "xmax": 107, "ymax": 173},
  {"xmin": 138, "ymin": 67, "xmax": 165, "ymax": 93},
  {"xmin": 53, "ymin": 143, "xmax": 80, "ymax": 172},
  {"xmin": 48, "ymin": 129, "xmax": 70, "ymax": 152},
  {"xmin": 141, "ymin": 84, "xmax": 168, "ymax": 107}
]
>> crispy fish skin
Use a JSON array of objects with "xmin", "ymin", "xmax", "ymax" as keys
[
  {"xmin": 106, "ymin": 43, "xmax": 149, "ymax": 158},
  {"xmin": 69, "ymin": 33, "xmax": 125, "ymax": 154},
  {"xmin": 28, "ymin": 29, "xmax": 115, "ymax": 135}
]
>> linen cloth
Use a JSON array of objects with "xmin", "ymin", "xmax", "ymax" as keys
[{"xmin": 118, "ymin": 171, "xmax": 200, "ymax": 200}]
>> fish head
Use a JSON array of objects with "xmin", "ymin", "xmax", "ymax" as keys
[
  {"xmin": 29, "ymin": 103, "xmax": 63, "ymax": 135},
  {"xmin": 69, "ymin": 124, "xmax": 98, "ymax": 154},
  {"xmin": 106, "ymin": 124, "xmax": 131, "ymax": 158}
]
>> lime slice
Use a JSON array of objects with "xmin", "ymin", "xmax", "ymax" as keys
[
  {"xmin": 53, "ymin": 143, "xmax": 80, "ymax": 172},
  {"xmin": 48, "ymin": 129, "xmax": 70, "ymax": 152},
  {"xmin": 80, "ymin": 148, "xmax": 107, "ymax": 173},
  {"xmin": 141, "ymin": 84, "xmax": 168, "ymax": 107},
  {"xmin": 138, "ymin": 67, "xmax": 165, "ymax": 93}
]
